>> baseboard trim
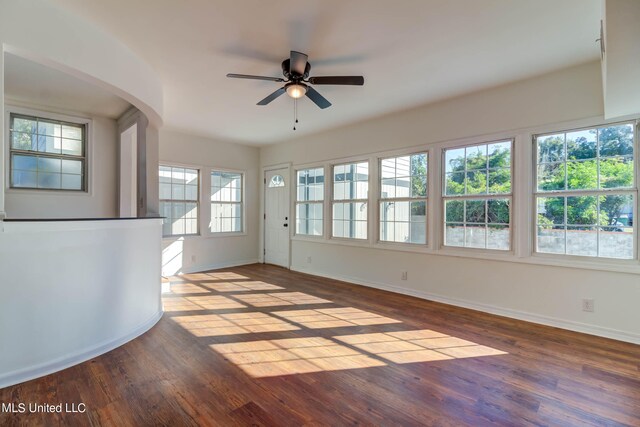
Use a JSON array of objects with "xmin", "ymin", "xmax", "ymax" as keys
[
  {"xmin": 0, "ymin": 309, "xmax": 164, "ymax": 389},
  {"xmin": 178, "ymin": 259, "xmax": 259, "ymax": 274},
  {"xmin": 292, "ymin": 266, "xmax": 640, "ymax": 345}
]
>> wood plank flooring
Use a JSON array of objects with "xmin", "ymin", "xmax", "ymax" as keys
[{"xmin": 1, "ymin": 263, "xmax": 639, "ymax": 426}]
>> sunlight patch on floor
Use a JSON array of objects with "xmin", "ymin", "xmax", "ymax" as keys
[
  {"xmin": 272, "ymin": 307, "xmax": 402, "ymax": 329},
  {"xmin": 334, "ymin": 330, "xmax": 507, "ymax": 363},
  {"xmin": 166, "ymin": 283, "xmax": 210, "ymax": 294},
  {"xmin": 232, "ymin": 292, "xmax": 332, "ymax": 307},
  {"xmin": 163, "ymin": 296, "xmax": 246, "ymax": 312},
  {"xmin": 172, "ymin": 312, "xmax": 300, "ymax": 336},
  {"xmin": 171, "ymin": 272, "xmax": 250, "ymax": 282},
  {"xmin": 211, "ymin": 337, "xmax": 386, "ymax": 377},
  {"xmin": 202, "ymin": 281, "xmax": 285, "ymax": 292}
]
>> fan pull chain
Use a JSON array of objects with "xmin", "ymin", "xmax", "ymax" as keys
[{"xmin": 293, "ymin": 98, "xmax": 298, "ymax": 131}]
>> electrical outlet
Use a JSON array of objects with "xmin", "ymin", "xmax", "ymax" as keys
[
  {"xmin": 401, "ymin": 271, "xmax": 408, "ymax": 281},
  {"xmin": 582, "ymin": 298, "xmax": 595, "ymax": 312},
  {"xmin": 307, "ymin": 256, "xmax": 312, "ymax": 263}
]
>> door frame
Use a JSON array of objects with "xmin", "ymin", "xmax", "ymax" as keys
[{"xmin": 261, "ymin": 162, "xmax": 292, "ymax": 268}]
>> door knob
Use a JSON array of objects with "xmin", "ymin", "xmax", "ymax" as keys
[{"xmin": 283, "ymin": 223, "xmax": 288, "ymax": 227}]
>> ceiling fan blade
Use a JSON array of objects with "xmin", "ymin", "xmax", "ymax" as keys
[
  {"xmin": 290, "ymin": 51, "xmax": 308, "ymax": 76},
  {"xmin": 257, "ymin": 87, "xmax": 286, "ymax": 105},
  {"xmin": 306, "ymin": 86, "xmax": 332, "ymax": 109},
  {"xmin": 308, "ymin": 76, "xmax": 364, "ymax": 85},
  {"xmin": 227, "ymin": 73, "xmax": 284, "ymax": 82}
]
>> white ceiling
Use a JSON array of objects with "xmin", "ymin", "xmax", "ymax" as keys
[
  {"xmin": 48, "ymin": 0, "xmax": 601, "ymax": 145},
  {"xmin": 3, "ymin": 53, "xmax": 131, "ymax": 119}
]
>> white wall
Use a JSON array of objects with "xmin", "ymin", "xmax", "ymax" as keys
[
  {"xmin": 0, "ymin": 218, "xmax": 163, "ymax": 388},
  {"xmin": 4, "ymin": 103, "xmax": 119, "ymax": 218},
  {"xmin": 160, "ymin": 129, "xmax": 260, "ymax": 273},
  {"xmin": 260, "ymin": 61, "xmax": 640, "ymax": 344}
]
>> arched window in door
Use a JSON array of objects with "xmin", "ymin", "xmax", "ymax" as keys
[{"xmin": 269, "ymin": 174, "xmax": 285, "ymax": 187}]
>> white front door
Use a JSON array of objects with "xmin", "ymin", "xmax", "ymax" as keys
[{"xmin": 264, "ymin": 168, "xmax": 290, "ymax": 267}]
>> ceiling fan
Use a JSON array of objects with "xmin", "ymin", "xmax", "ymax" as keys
[{"xmin": 226, "ymin": 51, "xmax": 364, "ymax": 110}]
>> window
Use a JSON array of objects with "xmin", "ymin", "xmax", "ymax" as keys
[
  {"xmin": 296, "ymin": 167, "xmax": 324, "ymax": 236},
  {"xmin": 159, "ymin": 165, "xmax": 199, "ymax": 237},
  {"xmin": 443, "ymin": 140, "xmax": 512, "ymax": 250},
  {"xmin": 535, "ymin": 123, "xmax": 635, "ymax": 259},
  {"xmin": 211, "ymin": 171, "xmax": 243, "ymax": 233},
  {"xmin": 379, "ymin": 153, "xmax": 428, "ymax": 244},
  {"xmin": 9, "ymin": 113, "xmax": 86, "ymax": 191},
  {"xmin": 269, "ymin": 174, "xmax": 285, "ymax": 187},
  {"xmin": 332, "ymin": 161, "xmax": 368, "ymax": 239}
]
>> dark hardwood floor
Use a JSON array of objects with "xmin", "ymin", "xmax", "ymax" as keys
[{"xmin": 2, "ymin": 263, "xmax": 639, "ymax": 426}]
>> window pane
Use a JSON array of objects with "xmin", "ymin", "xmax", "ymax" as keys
[
  {"xmin": 488, "ymin": 169, "xmax": 511, "ymax": 194},
  {"xmin": 466, "ymin": 171, "xmax": 487, "ymax": 194},
  {"xmin": 537, "ymin": 226, "xmax": 565, "ymax": 254},
  {"xmin": 12, "ymin": 154, "xmax": 37, "ymax": 171},
  {"xmin": 487, "ymin": 199, "xmax": 510, "ymax": 224},
  {"xmin": 445, "ymin": 172, "xmax": 465, "ymax": 195},
  {"xmin": 567, "ymin": 196, "xmax": 597, "ymax": 225},
  {"xmin": 11, "ymin": 131, "xmax": 35, "ymax": 151},
  {"xmin": 61, "ymin": 124, "xmax": 82, "ymax": 140},
  {"xmin": 445, "ymin": 200, "xmax": 464, "ymax": 222},
  {"xmin": 38, "ymin": 135, "xmax": 61, "ymax": 154},
  {"xmin": 537, "ymin": 163, "xmax": 565, "ymax": 191},
  {"xmin": 333, "ymin": 202, "xmax": 367, "ymax": 239},
  {"xmin": 465, "ymin": 200, "xmax": 486, "ymax": 223},
  {"xmin": 61, "ymin": 139, "xmax": 83, "ymax": 156},
  {"xmin": 445, "ymin": 148, "xmax": 465, "ymax": 173},
  {"xmin": 598, "ymin": 124, "xmax": 634, "ymax": 157},
  {"xmin": 487, "ymin": 225, "xmax": 510, "ymax": 250},
  {"xmin": 599, "ymin": 227, "xmax": 633, "ymax": 259},
  {"xmin": 12, "ymin": 117, "xmax": 37, "ymax": 133},
  {"xmin": 566, "ymin": 129, "xmax": 596, "ymax": 160},
  {"xmin": 38, "ymin": 120, "xmax": 61, "ymax": 137},
  {"xmin": 566, "ymin": 226, "xmax": 598, "ymax": 257},
  {"xmin": 567, "ymin": 160, "xmax": 597, "ymax": 190},
  {"xmin": 537, "ymin": 197, "xmax": 564, "ymax": 225},
  {"xmin": 61, "ymin": 159, "xmax": 82, "ymax": 174},
  {"xmin": 600, "ymin": 157, "xmax": 633, "ymax": 189},
  {"xmin": 488, "ymin": 141, "xmax": 511, "ymax": 168},
  {"xmin": 12, "ymin": 170, "xmax": 37, "ymax": 188},
  {"xmin": 465, "ymin": 224, "xmax": 486, "ymax": 248},
  {"xmin": 296, "ymin": 202, "xmax": 323, "ymax": 236},
  {"xmin": 61, "ymin": 174, "xmax": 82, "ymax": 190},
  {"xmin": 465, "ymin": 145, "xmax": 487, "ymax": 170},
  {"xmin": 445, "ymin": 224, "xmax": 464, "ymax": 247},
  {"xmin": 537, "ymin": 134, "xmax": 565, "ymax": 163},
  {"xmin": 38, "ymin": 157, "xmax": 61, "ymax": 173},
  {"xmin": 38, "ymin": 172, "xmax": 61, "ymax": 189}
]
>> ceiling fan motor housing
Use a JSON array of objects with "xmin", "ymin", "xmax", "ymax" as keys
[{"xmin": 282, "ymin": 59, "xmax": 311, "ymax": 80}]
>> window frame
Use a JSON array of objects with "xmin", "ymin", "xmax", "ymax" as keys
[
  {"xmin": 330, "ymin": 159, "xmax": 370, "ymax": 241},
  {"xmin": 5, "ymin": 106, "xmax": 91, "ymax": 194},
  {"xmin": 159, "ymin": 164, "xmax": 201, "ymax": 238},
  {"xmin": 210, "ymin": 169, "xmax": 245, "ymax": 235},
  {"xmin": 294, "ymin": 166, "xmax": 325, "ymax": 238},
  {"xmin": 532, "ymin": 121, "xmax": 638, "ymax": 261},
  {"xmin": 440, "ymin": 138, "xmax": 515, "ymax": 252},
  {"xmin": 377, "ymin": 151, "xmax": 429, "ymax": 246}
]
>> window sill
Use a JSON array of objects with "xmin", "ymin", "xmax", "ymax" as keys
[
  {"xmin": 292, "ymin": 236, "xmax": 640, "ymax": 275},
  {"xmin": 6, "ymin": 188, "xmax": 90, "ymax": 197}
]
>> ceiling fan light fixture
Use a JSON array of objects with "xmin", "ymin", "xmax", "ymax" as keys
[{"xmin": 286, "ymin": 83, "xmax": 307, "ymax": 99}]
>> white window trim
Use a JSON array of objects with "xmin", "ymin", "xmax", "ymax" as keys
[
  {"xmin": 4, "ymin": 104, "xmax": 93, "ymax": 197},
  {"xmin": 159, "ymin": 163, "xmax": 201, "ymax": 238},
  {"xmin": 288, "ymin": 114, "xmax": 640, "ymax": 275},
  {"xmin": 377, "ymin": 151, "xmax": 429, "ymax": 247},
  {"xmin": 330, "ymin": 159, "xmax": 370, "ymax": 241},
  {"xmin": 293, "ymin": 166, "xmax": 325, "ymax": 238},
  {"xmin": 159, "ymin": 161, "xmax": 247, "ymax": 240},
  {"xmin": 440, "ymin": 138, "xmax": 515, "ymax": 253},
  {"xmin": 210, "ymin": 168, "xmax": 246, "ymax": 236},
  {"xmin": 531, "ymin": 120, "xmax": 638, "ymax": 261}
]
